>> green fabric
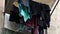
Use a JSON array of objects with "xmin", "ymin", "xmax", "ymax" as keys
[
  {"xmin": 19, "ymin": 24, "xmax": 24, "ymax": 31},
  {"xmin": 20, "ymin": 8, "xmax": 30, "ymax": 22},
  {"xmin": 18, "ymin": 2, "xmax": 30, "ymax": 31},
  {"xmin": 18, "ymin": 4, "xmax": 30, "ymax": 22}
]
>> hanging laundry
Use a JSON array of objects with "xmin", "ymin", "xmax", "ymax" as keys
[
  {"xmin": 9, "ymin": 4, "xmax": 24, "ymax": 31},
  {"xmin": 9, "ymin": 0, "xmax": 51, "ymax": 34},
  {"xmin": 18, "ymin": 0, "xmax": 30, "ymax": 22},
  {"xmin": 9, "ymin": 5, "xmax": 20, "ymax": 24},
  {"xmin": 20, "ymin": 0, "xmax": 30, "ymax": 13},
  {"xmin": 29, "ymin": 1, "xmax": 51, "ymax": 28}
]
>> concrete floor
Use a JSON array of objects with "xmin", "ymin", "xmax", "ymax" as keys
[{"xmin": 0, "ymin": 0, "xmax": 60, "ymax": 34}]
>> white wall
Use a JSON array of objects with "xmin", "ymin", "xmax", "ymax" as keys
[{"xmin": 48, "ymin": 0, "xmax": 60, "ymax": 34}]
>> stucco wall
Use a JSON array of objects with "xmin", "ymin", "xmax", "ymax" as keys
[
  {"xmin": 0, "ymin": 0, "xmax": 4, "ymax": 34},
  {"xmin": 48, "ymin": 1, "xmax": 60, "ymax": 34}
]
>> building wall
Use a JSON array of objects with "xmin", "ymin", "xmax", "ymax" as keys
[{"xmin": 0, "ymin": 0, "xmax": 4, "ymax": 34}]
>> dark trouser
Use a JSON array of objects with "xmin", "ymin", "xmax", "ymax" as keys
[
  {"xmin": 39, "ymin": 26, "xmax": 44, "ymax": 34},
  {"xmin": 39, "ymin": 26, "xmax": 47, "ymax": 34}
]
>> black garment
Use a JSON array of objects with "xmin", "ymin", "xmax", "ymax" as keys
[
  {"xmin": 39, "ymin": 26, "xmax": 44, "ymax": 34},
  {"xmin": 30, "ymin": 1, "xmax": 51, "ymax": 28},
  {"xmin": 30, "ymin": 1, "xmax": 41, "ymax": 17},
  {"xmin": 30, "ymin": 1, "xmax": 50, "ymax": 16},
  {"xmin": 9, "ymin": 5, "xmax": 20, "ymax": 23}
]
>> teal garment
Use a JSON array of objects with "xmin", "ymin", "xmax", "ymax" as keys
[
  {"xmin": 20, "ymin": 9, "xmax": 30, "ymax": 22},
  {"xmin": 19, "ymin": 24, "xmax": 24, "ymax": 31},
  {"xmin": 18, "ymin": 3, "xmax": 30, "ymax": 22},
  {"xmin": 19, "ymin": 19, "xmax": 24, "ymax": 31},
  {"xmin": 18, "ymin": 1, "xmax": 30, "ymax": 31}
]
